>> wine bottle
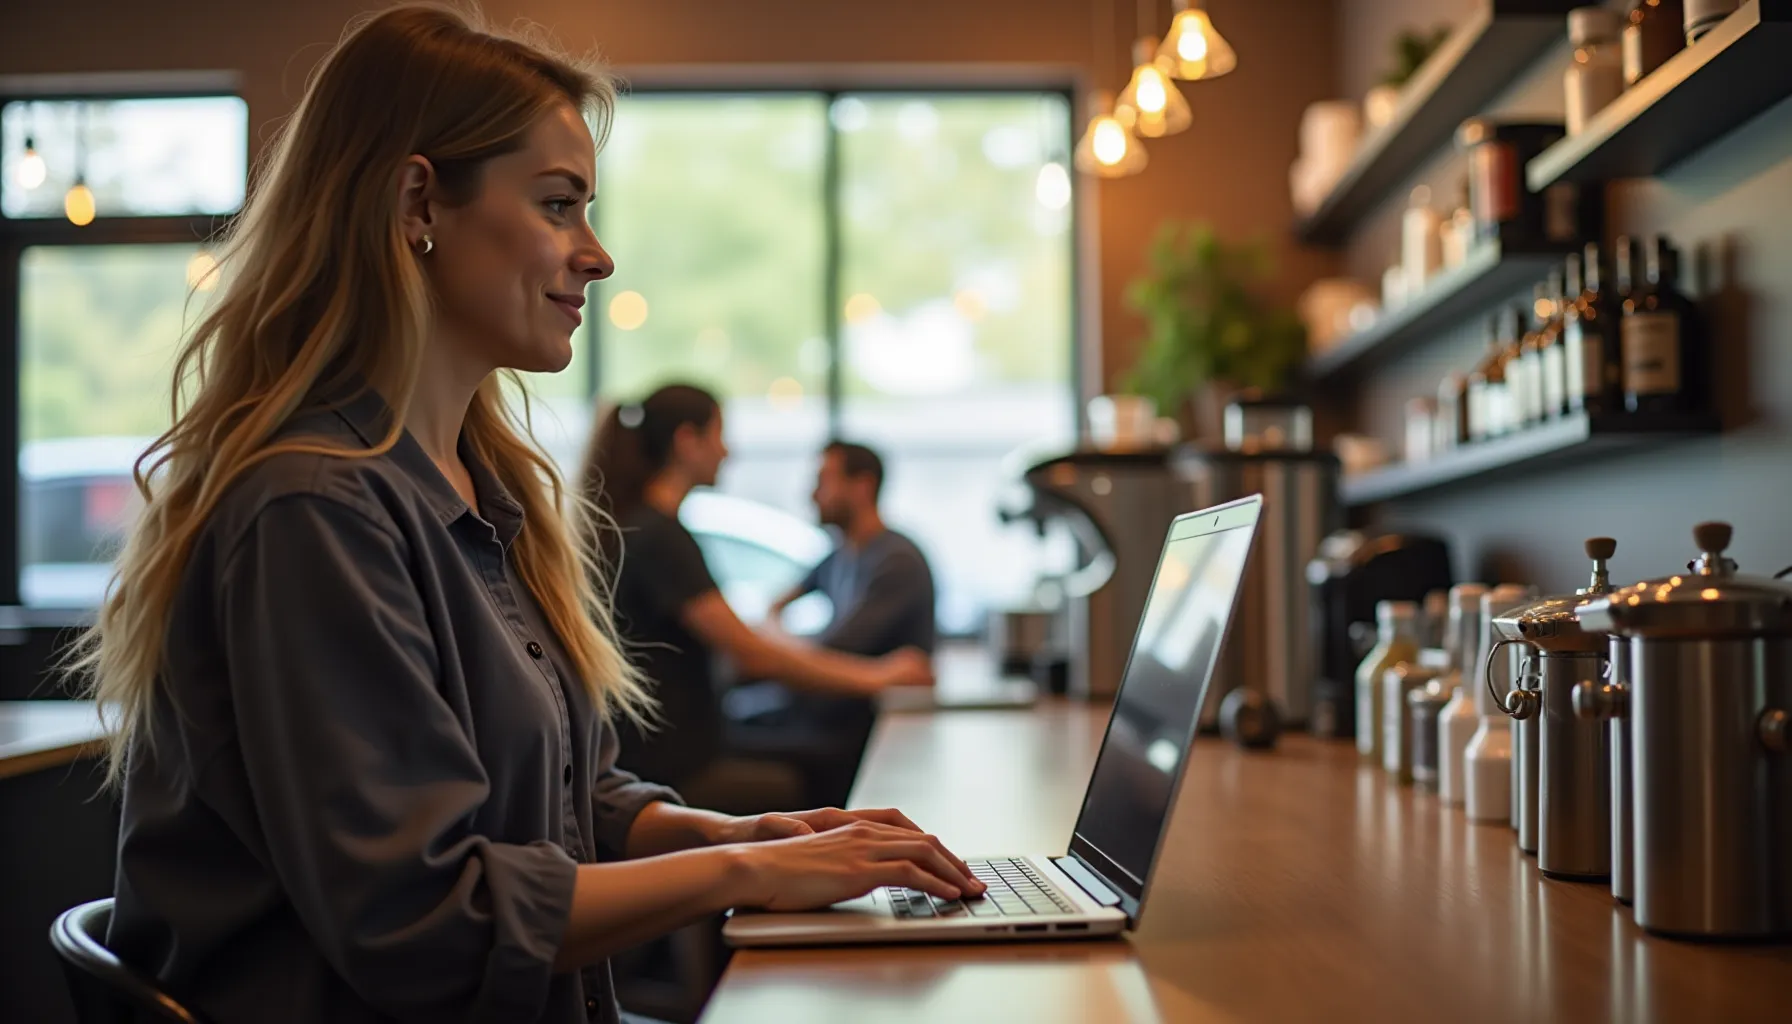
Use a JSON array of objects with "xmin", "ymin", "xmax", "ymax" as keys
[
  {"xmin": 1539, "ymin": 268, "xmax": 1567, "ymax": 419},
  {"xmin": 1622, "ymin": 235, "xmax": 1704, "ymax": 414}
]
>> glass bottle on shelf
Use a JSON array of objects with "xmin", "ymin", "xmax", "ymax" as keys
[
  {"xmin": 1566, "ymin": 242, "xmax": 1625, "ymax": 417},
  {"xmin": 1514, "ymin": 283, "xmax": 1549, "ymax": 428},
  {"xmin": 1538, "ymin": 268, "xmax": 1568, "ymax": 419},
  {"xmin": 1357, "ymin": 600, "xmax": 1421, "ymax": 765},
  {"xmin": 1435, "ymin": 372, "xmax": 1467, "ymax": 455},
  {"xmin": 1623, "ymin": 0, "xmax": 1686, "ymax": 87},
  {"xmin": 1467, "ymin": 314, "xmax": 1506, "ymax": 441},
  {"xmin": 1622, "ymin": 235, "xmax": 1704, "ymax": 415},
  {"xmin": 1566, "ymin": 7, "xmax": 1625, "ymax": 135}
]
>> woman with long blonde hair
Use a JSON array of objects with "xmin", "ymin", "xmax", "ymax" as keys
[{"xmin": 83, "ymin": 6, "xmax": 979, "ymax": 1021}]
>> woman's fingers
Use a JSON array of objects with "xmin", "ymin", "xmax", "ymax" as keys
[
  {"xmin": 868, "ymin": 839, "xmax": 974, "ymax": 897},
  {"xmin": 853, "ymin": 807, "xmax": 922, "ymax": 832},
  {"xmin": 886, "ymin": 860, "xmax": 964, "ymax": 901}
]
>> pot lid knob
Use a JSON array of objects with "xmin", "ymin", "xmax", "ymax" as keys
[
  {"xmin": 1585, "ymin": 537, "xmax": 1616, "ymax": 560},
  {"xmin": 1692, "ymin": 521, "xmax": 1735, "ymax": 577}
]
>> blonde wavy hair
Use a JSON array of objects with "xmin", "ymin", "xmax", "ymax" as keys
[{"xmin": 69, "ymin": 3, "xmax": 652, "ymax": 786}]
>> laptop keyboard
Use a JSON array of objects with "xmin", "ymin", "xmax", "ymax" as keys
[{"xmin": 885, "ymin": 858, "xmax": 1076, "ymax": 919}]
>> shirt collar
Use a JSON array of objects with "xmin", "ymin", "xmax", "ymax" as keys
[{"xmin": 328, "ymin": 385, "xmax": 525, "ymax": 545}]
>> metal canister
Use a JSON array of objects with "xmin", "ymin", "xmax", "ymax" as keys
[
  {"xmin": 1573, "ymin": 635, "xmax": 1635, "ymax": 903},
  {"xmin": 1576, "ymin": 522, "xmax": 1792, "ymax": 939},
  {"xmin": 1496, "ymin": 538, "xmax": 1618, "ymax": 880},
  {"xmin": 1383, "ymin": 662, "xmax": 1441, "ymax": 784},
  {"xmin": 1409, "ymin": 678, "xmax": 1452, "ymax": 790}
]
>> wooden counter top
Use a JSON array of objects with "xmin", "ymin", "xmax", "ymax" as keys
[
  {"xmin": 704, "ymin": 700, "xmax": 1789, "ymax": 1023},
  {"xmin": 0, "ymin": 700, "xmax": 106, "ymax": 781}
]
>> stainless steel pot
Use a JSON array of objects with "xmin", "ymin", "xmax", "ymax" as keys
[
  {"xmin": 1573, "ymin": 636, "xmax": 1634, "ymax": 904},
  {"xmin": 1576, "ymin": 522, "xmax": 1792, "ymax": 940},
  {"xmin": 1495, "ymin": 538, "xmax": 1618, "ymax": 880}
]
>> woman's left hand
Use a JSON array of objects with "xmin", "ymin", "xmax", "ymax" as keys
[{"xmin": 712, "ymin": 806, "xmax": 928, "ymax": 845}]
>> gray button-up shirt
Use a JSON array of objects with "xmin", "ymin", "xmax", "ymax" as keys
[{"xmin": 109, "ymin": 390, "xmax": 681, "ymax": 1024}]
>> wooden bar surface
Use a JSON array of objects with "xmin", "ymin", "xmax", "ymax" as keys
[
  {"xmin": 0, "ymin": 700, "xmax": 105, "ymax": 781},
  {"xmin": 703, "ymin": 700, "xmax": 1789, "ymax": 1023}
]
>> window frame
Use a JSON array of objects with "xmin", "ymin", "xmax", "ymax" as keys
[{"xmin": 0, "ymin": 80, "xmax": 244, "ymax": 607}]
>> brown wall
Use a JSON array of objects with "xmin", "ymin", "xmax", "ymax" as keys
[{"xmin": 0, "ymin": 0, "xmax": 1340, "ymax": 397}]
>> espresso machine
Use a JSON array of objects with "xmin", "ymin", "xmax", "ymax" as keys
[
  {"xmin": 1170, "ymin": 396, "xmax": 1343, "ymax": 728},
  {"xmin": 1006, "ymin": 450, "xmax": 1192, "ymax": 700},
  {"xmin": 1305, "ymin": 531, "xmax": 1455, "ymax": 740}
]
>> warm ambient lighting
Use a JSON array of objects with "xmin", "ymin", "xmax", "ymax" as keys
[
  {"xmin": 767, "ymin": 376, "xmax": 804, "ymax": 410},
  {"xmin": 15, "ymin": 138, "xmax": 47, "ymax": 190},
  {"xmin": 1074, "ymin": 91, "xmax": 1147, "ymax": 179},
  {"xmin": 186, "ymin": 251, "xmax": 221, "ymax": 291},
  {"xmin": 1157, "ymin": 0, "xmax": 1238, "ymax": 81},
  {"xmin": 1116, "ymin": 38, "xmax": 1192, "ymax": 138},
  {"xmin": 844, "ymin": 292, "xmax": 882, "ymax": 324},
  {"xmin": 1034, "ymin": 162, "xmax": 1072, "ymax": 209},
  {"xmin": 953, "ymin": 289, "xmax": 986, "ymax": 322},
  {"xmin": 608, "ymin": 290, "xmax": 648, "ymax": 330},
  {"xmin": 64, "ymin": 180, "xmax": 95, "ymax": 226}
]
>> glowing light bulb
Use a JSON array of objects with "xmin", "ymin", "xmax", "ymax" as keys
[
  {"xmin": 64, "ymin": 181, "xmax": 95, "ymax": 226},
  {"xmin": 1093, "ymin": 120, "xmax": 1128, "ymax": 165},
  {"xmin": 1115, "ymin": 39, "xmax": 1193, "ymax": 138},
  {"xmin": 1157, "ymin": 0, "xmax": 1238, "ymax": 81},
  {"xmin": 1073, "ymin": 92, "xmax": 1148, "ymax": 179},
  {"xmin": 15, "ymin": 140, "xmax": 47, "ymax": 190}
]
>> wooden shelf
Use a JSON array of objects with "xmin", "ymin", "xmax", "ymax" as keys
[
  {"xmin": 1341, "ymin": 411, "xmax": 1720, "ymax": 505},
  {"xmin": 1527, "ymin": 0, "xmax": 1792, "ymax": 190},
  {"xmin": 1294, "ymin": 0, "xmax": 1575, "ymax": 246},
  {"xmin": 1304, "ymin": 241, "xmax": 1568, "ymax": 380}
]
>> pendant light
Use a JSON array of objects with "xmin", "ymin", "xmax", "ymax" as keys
[
  {"xmin": 14, "ymin": 103, "xmax": 46, "ymax": 191},
  {"xmin": 1075, "ymin": 0, "xmax": 1147, "ymax": 178},
  {"xmin": 1115, "ymin": 0, "xmax": 1193, "ymax": 140},
  {"xmin": 64, "ymin": 103, "xmax": 94, "ymax": 226},
  {"xmin": 1157, "ymin": 0, "xmax": 1238, "ymax": 81},
  {"xmin": 1075, "ymin": 90, "xmax": 1148, "ymax": 177}
]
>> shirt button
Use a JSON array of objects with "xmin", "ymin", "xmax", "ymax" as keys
[
  {"xmin": 585, "ymin": 997, "xmax": 599, "ymax": 1013},
  {"xmin": 526, "ymin": 641, "xmax": 544, "ymax": 660},
  {"xmin": 563, "ymin": 764, "xmax": 573, "ymax": 785}
]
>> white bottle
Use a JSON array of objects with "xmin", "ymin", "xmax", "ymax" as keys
[
  {"xmin": 1402, "ymin": 185, "xmax": 1443, "ymax": 300},
  {"xmin": 1437, "ymin": 583, "xmax": 1488, "ymax": 806},
  {"xmin": 1465, "ymin": 584, "xmax": 1537, "ymax": 823}
]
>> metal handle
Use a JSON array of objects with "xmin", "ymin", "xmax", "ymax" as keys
[
  {"xmin": 1486, "ymin": 638, "xmax": 1538, "ymax": 720},
  {"xmin": 1573, "ymin": 681, "xmax": 1628, "ymax": 721},
  {"xmin": 1761, "ymin": 709, "xmax": 1790, "ymax": 753}
]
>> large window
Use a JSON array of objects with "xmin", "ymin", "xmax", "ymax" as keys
[
  {"xmin": 2, "ymin": 88, "xmax": 1076, "ymax": 629},
  {"xmin": 561, "ymin": 90, "xmax": 1079, "ymax": 634},
  {"xmin": 3, "ymin": 91, "xmax": 244, "ymax": 608}
]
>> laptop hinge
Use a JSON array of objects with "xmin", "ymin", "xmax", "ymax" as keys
[{"xmin": 1051, "ymin": 856, "xmax": 1121, "ymax": 907}]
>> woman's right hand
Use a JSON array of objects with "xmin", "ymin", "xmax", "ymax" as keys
[{"xmin": 731, "ymin": 820, "xmax": 984, "ymax": 911}]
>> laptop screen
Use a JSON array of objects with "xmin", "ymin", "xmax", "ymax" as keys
[{"xmin": 1067, "ymin": 500, "xmax": 1258, "ymax": 905}]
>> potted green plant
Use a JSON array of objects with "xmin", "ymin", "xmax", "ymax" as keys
[{"xmin": 1118, "ymin": 221, "xmax": 1306, "ymax": 441}]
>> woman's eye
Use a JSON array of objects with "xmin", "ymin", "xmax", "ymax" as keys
[{"xmin": 544, "ymin": 197, "xmax": 575, "ymax": 216}]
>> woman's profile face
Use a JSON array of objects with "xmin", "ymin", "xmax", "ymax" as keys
[{"xmin": 424, "ymin": 102, "xmax": 611, "ymax": 376}]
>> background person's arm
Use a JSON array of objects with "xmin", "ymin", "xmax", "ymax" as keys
[{"xmin": 681, "ymin": 590, "xmax": 929, "ymax": 697}]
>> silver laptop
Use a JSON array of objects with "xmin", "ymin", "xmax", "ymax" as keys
[{"xmin": 724, "ymin": 495, "xmax": 1261, "ymax": 947}]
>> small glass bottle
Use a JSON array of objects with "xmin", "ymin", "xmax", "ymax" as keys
[
  {"xmin": 1514, "ymin": 284, "xmax": 1550, "ymax": 428},
  {"xmin": 1566, "ymin": 7, "xmax": 1625, "ymax": 134},
  {"xmin": 1403, "ymin": 185, "xmax": 1443, "ymax": 298},
  {"xmin": 1623, "ymin": 0, "xmax": 1686, "ymax": 87},
  {"xmin": 1684, "ymin": 0, "xmax": 1739, "ymax": 43},
  {"xmin": 1538, "ymin": 268, "xmax": 1569, "ymax": 419},
  {"xmin": 1357, "ymin": 601, "xmax": 1420, "ymax": 764},
  {"xmin": 1622, "ymin": 235, "xmax": 1704, "ymax": 414}
]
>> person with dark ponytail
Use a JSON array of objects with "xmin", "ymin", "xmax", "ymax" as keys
[{"xmin": 581, "ymin": 383, "xmax": 933, "ymax": 809}]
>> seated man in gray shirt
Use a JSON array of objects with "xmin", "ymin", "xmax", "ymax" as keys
[
  {"xmin": 773, "ymin": 441, "xmax": 937, "ymax": 658},
  {"xmin": 730, "ymin": 442, "xmax": 937, "ymax": 806}
]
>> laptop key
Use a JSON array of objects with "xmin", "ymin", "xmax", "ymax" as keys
[{"xmin": 967, "ymin": 900, "xmax": 1001, "ymax": 917}]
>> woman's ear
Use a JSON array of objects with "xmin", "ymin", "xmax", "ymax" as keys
[{"xmin": 395, "ymin": 155, "xmax": 438, "ymax": 251}]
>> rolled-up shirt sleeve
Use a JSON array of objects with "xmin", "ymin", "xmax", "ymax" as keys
[
  {"xmin": 216, "ymin": 492, "xmax": 576, "ymax": 1023},
  {"xmin": 590, "ymin": 763, "xmax": 682, "ymax": 860}
]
